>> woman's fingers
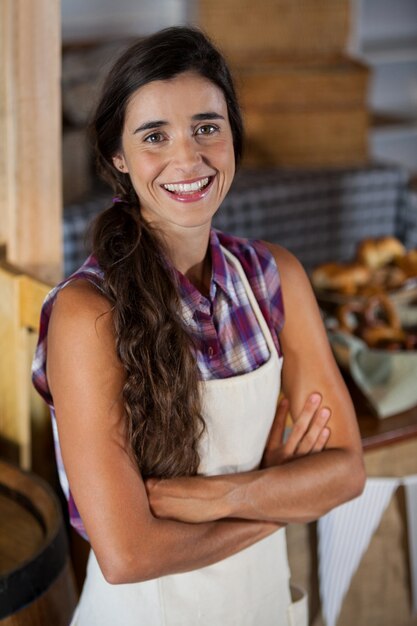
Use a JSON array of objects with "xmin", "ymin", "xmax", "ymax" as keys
[
  {"xmin": 262, "ymin": 393, "xmax": 331, "ymax": 466},
  {"xmin": 311, "ymin": 426, "xmax": 331, "ymax": 453},
  {"xmin": 284, "ymin": 393, "xmax": 322, "ymax": 456},
  {"xmin": 283, "ymin": 394, "xmax": 331, "ymax": 458},
  {"xmin": 296, "ymin": 407, "xmax": 331, "ymax": 455}
]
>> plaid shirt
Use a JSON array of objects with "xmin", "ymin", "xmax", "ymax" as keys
[{"xmin": 32, "ymin": 229, "xmax": 284, "ymax": 540}]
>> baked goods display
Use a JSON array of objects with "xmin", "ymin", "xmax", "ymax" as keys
[
  {"xmin": 336, "ymin": 292, "xmax": 417, "ymax": 351},
  {"xmin": 312, "ymin": 262, "xmax": 371, "ymax": 295},
  {"xmin": 396, "ymin": 249, "xmax": 417, "ymax": 278},
  {"xmin": 311, "ymin": 236, "xmax": 416, "ymax": 297},
  {"xmin": 312, "ymin": 236, "xmax": 417, "ymax": 351},
  {"xmin": 356, "ymin": 236, "xmax": 405, "ymax": 270}
]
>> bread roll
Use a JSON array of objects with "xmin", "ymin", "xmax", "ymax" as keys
[
  {"xmin": 356, "ymin": 236, "xmax": 406, "ymax": 270},
  {"xmin": 395, "ymin": 249, "xmax": 417, "ymax": 278},
  {"xmin": 311, "ymin": 262, "xmax": 371, "ymax": 294}
]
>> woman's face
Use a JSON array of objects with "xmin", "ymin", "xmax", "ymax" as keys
[{"xmin": 112, "ymin": 71, "xmax": 235, "ymax": 234}]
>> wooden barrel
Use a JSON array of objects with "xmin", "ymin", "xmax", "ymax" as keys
[{"xmin": 0, "ymin": 460, "xmax": 78, "ymax": 625}]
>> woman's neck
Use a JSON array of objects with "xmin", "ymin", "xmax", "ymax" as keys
[{"xmin": 162, "ymin": 225, "xmax": 212, "ymax": 295}]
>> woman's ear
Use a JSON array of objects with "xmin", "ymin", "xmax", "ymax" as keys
[{"xmin": 112, "ymin": 154, "xmax": 129, "ymax": 174}]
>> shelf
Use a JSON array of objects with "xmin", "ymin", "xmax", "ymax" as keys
[
  {"xmin": 353, "ymin": 0, "xmax": 417, "ymax": 173},
  {"xmin": 360, "ymin": 38, "xmax": 417, "ymax": 64},
  {"xmin": 371, "ymin": 114, "xmax": 417, "ymax": 139}
]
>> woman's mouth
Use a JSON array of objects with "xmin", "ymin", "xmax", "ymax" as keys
[{"xmin": 161, "ymin": 176, "xmax": 214, "ymax": 202}]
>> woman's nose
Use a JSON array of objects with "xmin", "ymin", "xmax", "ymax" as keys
[{"xmin": 173, "ymin": 136, "xmax": 203, "ymax": 172}]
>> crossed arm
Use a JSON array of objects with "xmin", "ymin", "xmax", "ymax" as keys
[
  {"xmin": 145, "ymin": 245, "xmax": 365, "ymax": 527},
  {"xmin": 46, "ymin": 244, "xmax": 365, "ymax": 584}
]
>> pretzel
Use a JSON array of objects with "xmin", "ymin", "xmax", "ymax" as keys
[
  {"xmin": 360, "ymin": 325, "xmax": 406, "ymax": 350},
  {"xmin": 362, "ymin": 293, "xmax": 401, "ymax": 331},
  {"xmin": 334, "ymin": 292, "xmax": 417, "ymax": 350},
  {"xmin": 336, "ymin": 300, "xmax": 366, "ymax": 333},
  {"xmin": 365, "ymin": 266, "xmax": 407, "ymax": 291}
]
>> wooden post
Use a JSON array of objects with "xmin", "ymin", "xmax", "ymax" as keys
[
  {"xmin": 0, "ymin": 0, "xmax": 62, "ymax": 470},
  {"xmin": 0, "ymin": 0, "xmax": 62, "ymax": 283}
]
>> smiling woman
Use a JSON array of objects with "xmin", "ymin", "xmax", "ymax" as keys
[
  {"xmin": 32, "ymin": 26, "xmax": 365, "ymax": 626},
  {"xmin": 111, "ymin": 72, "xmax": 235, "ymax": 241}
]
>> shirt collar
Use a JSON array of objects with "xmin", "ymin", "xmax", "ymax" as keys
[
  {"xmin": 175, "ymin": 229, "xmax": 239, "ymax": 313},
  {"xmin": 210, "ymin": 229, "xmax": 238, "ymax": 304}
]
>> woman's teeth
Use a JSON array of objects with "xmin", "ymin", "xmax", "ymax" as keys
[{"xmin": 163, "ymin": 177, "xmax": 210, "ymax": 194}]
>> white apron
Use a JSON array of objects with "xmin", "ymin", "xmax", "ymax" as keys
[{"xmin": 71, "ymin": 249, "xmax": 307, "ymax": 626}]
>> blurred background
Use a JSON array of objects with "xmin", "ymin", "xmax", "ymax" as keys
[
  {"xmin": 59, "ymin": 0, "xmax": 417, "ymax": 276},
  {"xmin": 1, "ymin": 2, "xmax": 417, "ymax": 625},
  {"xmin": 61, "ymin": 0, "xmax": 417, "ymax": 186}
]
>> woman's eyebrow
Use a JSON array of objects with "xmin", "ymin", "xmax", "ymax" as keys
[
  {"xmin": 133, "ymin": 120, "xmax": 166, "ymax": 134},
  {"xmin": 133, "ymin": 112, "xmax": 225, "ymax": 134},
  {"xmin": 192, "ymin": 112, "xmax": 225, "ymax": 121}
]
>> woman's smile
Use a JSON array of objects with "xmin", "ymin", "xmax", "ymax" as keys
[{"xmin": 161, "ymin": 175, "xmax": 215, "ymax": 202}]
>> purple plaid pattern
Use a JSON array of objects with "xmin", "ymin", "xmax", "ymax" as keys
[{"xmin": 32, "ymin": 229, "xmax": 284, "ymax": 540}]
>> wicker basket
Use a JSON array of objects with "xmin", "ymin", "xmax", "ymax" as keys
[
  {"xmin": 234, "ymin": 57, "xmax": 369, "ymax": 110},
  {"xmin": 195, "ymin": 0, "xmax": 350, "ymax": 60},
  {"xmin": 236, "ymin": 57, "xmax": 370, "ymax": 167}
]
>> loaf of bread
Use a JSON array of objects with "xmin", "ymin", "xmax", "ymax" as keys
[
  {"xmin": 356, "ymin": 236, "xmax": 406, "ymax": 270},
  {"xmin": 395, "ymin": 249, "xmax": 417, "ymax": 278},
  {"xmin": 311, "ymin": 262, "xmax": 371, "ymax": 294}
]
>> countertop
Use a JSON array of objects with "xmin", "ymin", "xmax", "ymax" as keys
[{"xmin": 345, "ymin": 375, "xmax": 417, "ymax": 450}]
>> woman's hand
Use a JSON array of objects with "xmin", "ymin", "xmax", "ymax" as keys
[
  {"xmin": 261, "ymin": 393, "xmax": 331, "ymax": 469},
  {"xmin": 145, "ymin": 475, "xmax": 227, "ymax": 523},
  {"xmin": 146, "ymin": 393, "xmax": 331, "ymax": 523}
]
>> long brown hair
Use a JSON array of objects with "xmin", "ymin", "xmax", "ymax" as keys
[{"xmin": 90, "ymin": 27, "xmax": 243, "ymax": 478}]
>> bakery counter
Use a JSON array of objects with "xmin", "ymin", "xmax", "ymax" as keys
[
  {"xmin": 287, "ymin": 373, "xmax": 417, "ymax": 626},
  {"xmin": 346, "ymin": 375, "xmax": 417, "ymax": 450}
]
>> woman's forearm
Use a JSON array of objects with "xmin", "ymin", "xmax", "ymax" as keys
[
  {"xmin": 146, "ymin": 447, "xmax": 365, "ymax": 526},
  {"xmin": 221, "ymin": 447, "xmax": 365, "ymax": 523},
  {"xmin": 104, "ymin": 515, "xmax": 282, "ymax": 584},
  {"xmin": 145, "ymin": 390, "xmax": 365, "ymax": 528}
]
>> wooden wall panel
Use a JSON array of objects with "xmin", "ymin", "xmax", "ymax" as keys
[{"xmin": 0, "ymin": 0, "xmax": 62, "ymax": 283}]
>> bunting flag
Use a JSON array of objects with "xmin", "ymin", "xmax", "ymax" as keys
[{"xmin": 318, "ymin": 478, "xmax": 399, "ymax": 626}]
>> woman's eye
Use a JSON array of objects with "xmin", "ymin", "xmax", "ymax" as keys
[
  {"xmin": 196, "ymin": 124, "xmax": 218, "ymax": 136},
  {"xmin": 144, "ymin": 132, "xmax": 164, "ymax": 143}
]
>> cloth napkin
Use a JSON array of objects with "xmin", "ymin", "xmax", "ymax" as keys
[{"xmin": 329, "ymin": 331, "xmax": 417, "ymax": 418}]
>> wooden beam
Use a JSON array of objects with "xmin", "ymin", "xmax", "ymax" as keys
[
  {"xmin": 0, "ymin": 0, "xmax": 62, "ymax": 283},
  {"xmin": 0, "ymin": 263, "xmax": 51, "ymax": 469}
]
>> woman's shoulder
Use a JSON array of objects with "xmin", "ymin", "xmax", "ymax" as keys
[
  {"xmin": 261, "ymin": 241, "xmax": 316, "ymax": 305},
  {"xmin": 215, "ymin": 230, "xmax": 279, "ymax": 273},
  {"xmin": 215, "ymin": 230, "xmax": 306, "ymax": 282},
  {"xmin": 32, "ymin": 256, "xmax": 111, "ymax": 404},
  {"xmin": 261, "ymin": 242, "xmax": 321, "ymax": 328},
  {"xmin": 261, "ymin": 241, "xmax": 306, "ymax": 277},
  {"xmin": 52, "ymin": 277, "xmax": 111, "ymax": 323},
  {"xmin": 42, "ymin": 255, "xmax": 107, "ymax": 319},
  {"xmin": 49, "ymin": 255, "xmax": 113, "ymax": 346},
  {"xmin": 59, "ymin": 254, "xmax": 105, "ymax": 293}
]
